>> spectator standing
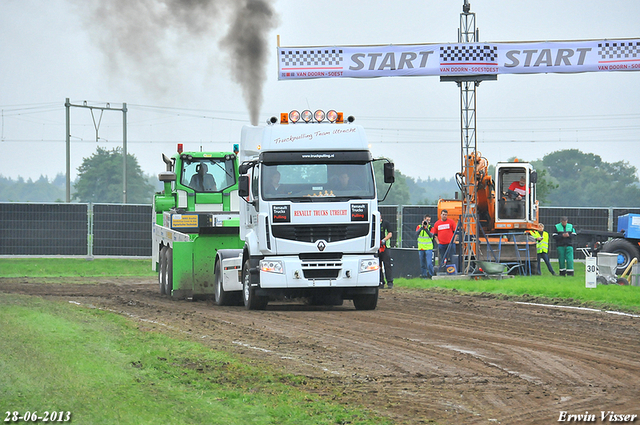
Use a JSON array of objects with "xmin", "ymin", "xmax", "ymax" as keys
[
  {"xmin": 379, "ymin": 216, "xmax": 394, "ymax": 289},
  {"xmin": 432, "ymin": 210, "xmax": 457, "ymax": 271},
  {"xmin": 416, "ymin": 215, "xmax": 435, "ymax": 279},
  {"xmin": 552, "ymin": 216, "xmax": 576, "ymax": 276},
  {"xmin": 528, "ymin": 223, "xmax": 556, "ymax": 275}
]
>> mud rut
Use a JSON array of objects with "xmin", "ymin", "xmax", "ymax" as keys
[{"xmin": 2, "ymin": 277, "xmax": 639, "ymax": 424}]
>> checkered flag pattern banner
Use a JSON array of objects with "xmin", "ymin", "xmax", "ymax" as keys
[
  {"xmin": 278, "ymin": 39, "xmax": 640, "ymax": 80},
  {"xmin": 280, "ymin": 49, "xmax": 344, "ymax": 68},
  {"xmin": 598, "ymin": 41, "xmax": 640, "ymax": 60},
  {"xmin": 440, "ymin": 45, "xmax": 498, "ymax": 63}
]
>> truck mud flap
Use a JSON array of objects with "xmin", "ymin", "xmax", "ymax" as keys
[{"xmin": 342, "ymin": 287, "xmax": 378, "ymax": 296}]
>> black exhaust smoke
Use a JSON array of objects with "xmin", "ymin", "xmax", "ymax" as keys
[
  {"xmin": 221, "ymin": 0, "xmax": 277, "ymax": 125},
  {"xmin": 75, "ymin": 0, "xmax": 278, "ymax": 125}
]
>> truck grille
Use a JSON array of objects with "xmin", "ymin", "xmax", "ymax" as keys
[
  {"xmin": 303, "ymin": 269, "xmax": 341, "ymax": 280},
  {"xmin": 271, "ymin": 223, "xmax": 369, "ymax": 243},
  {"xmin": 301, "ymin": 259, "xmax": 342, "ymax": 280}
]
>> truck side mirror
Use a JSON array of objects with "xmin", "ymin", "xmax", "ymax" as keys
[
  {"xmin": 158, "ymin": 171, "xmax": 176, "ymax": 182},
  {"xmin": 238, "ymin": 175, "xmax": 250, "ymax": 198},
  {"xmin": 239, "ymin": 164, "xmax": 250, "ymax": 175},
  {"xmin": 383, "ymin": 162, "xmax": 395, "ymax": 184},
  {"xmin": 530, "ymin": 171, "xmax": 538, "ymax": 184}
]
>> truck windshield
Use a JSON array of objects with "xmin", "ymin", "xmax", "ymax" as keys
[
  {"xmin": 262, "ymin": 163, "xmax": 375, "ymax": 201},
  {"xmin": 181, "ymin": 157, "xmax": 236, "ymax": 192}
]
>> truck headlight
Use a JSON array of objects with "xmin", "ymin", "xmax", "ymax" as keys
[
  {"xmin": 359, "ymin": 258, "xmax": 379, "ymax": 273},
  {"xmin": 260, "ymin": 260, "xmax": 284, "ymax": 274}
]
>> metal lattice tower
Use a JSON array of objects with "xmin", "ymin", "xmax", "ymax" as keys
[
  {"xmin": 458, "ymin": 1, "xmax": 479, "ymax": 274},
  {"xmin": 441, "ymin": 1, "xmax": 496, "ymax": 274}
]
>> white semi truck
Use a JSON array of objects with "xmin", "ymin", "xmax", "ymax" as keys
[
  {"xmin": 231, "ymin": 110, "xmax": 394, "ymax": 310},
  {"xmin": 154, "ymin": 110, "xmax": 394, "ymax": 310}
]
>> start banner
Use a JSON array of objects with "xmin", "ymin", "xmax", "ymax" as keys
[{"xmin": 278, "ymin": 39, "xmax": 640, "ymax": 80}]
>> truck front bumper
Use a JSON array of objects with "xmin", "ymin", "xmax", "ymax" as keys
[{"xmin": 258, "ymin": 254, "xmax": 379, "ymax": 288}]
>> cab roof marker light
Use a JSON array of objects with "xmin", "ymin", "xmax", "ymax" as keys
[
  {"xmin": 327, "ymin": 110, "xmax": 338, "ymax": 123},
  {"xmin": 314, "ymin": 110, "xmax": 325, "ymax": 122},
  {"xmin": 301, "ymin": 110, "xmax": 313, "ymax": 123},
  {"xmin": 289, "ymin": 110, "xmax": 300, "ymax": 123}
]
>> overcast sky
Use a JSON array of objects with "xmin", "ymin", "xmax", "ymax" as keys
[{"xmin": 1, "ymin": 0, "xmax": 639, "ymax": 186}]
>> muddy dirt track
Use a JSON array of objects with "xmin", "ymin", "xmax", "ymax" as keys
[{"xmin": 2, "ymin": 277, "xmax": 639, "ymax": 424}]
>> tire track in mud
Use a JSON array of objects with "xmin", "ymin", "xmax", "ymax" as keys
[{"xmin": 2, "ymin": 278, "xmax": 639, "ymax": 424}]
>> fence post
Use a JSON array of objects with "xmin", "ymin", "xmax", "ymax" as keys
[
  {"xmin": 88, "ymin": 203, "xmax": 94, "ymax": 257},
  {"xmin": 608, "ymin": 207, "xmax": 614, "ymax": 232},
  {"xmin": 397, "ymin": 206, "xmax": 403, "ymax": 248}
]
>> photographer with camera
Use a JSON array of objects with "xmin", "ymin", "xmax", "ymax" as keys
[{"xmin": 415, "ymin": 214, "xmax": 435, "ymax": 279}]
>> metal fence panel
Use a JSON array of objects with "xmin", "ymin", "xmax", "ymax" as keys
[
  {"xmin": 0, "ymin": 202, "xmax": 88, "ymax": 255},
  {"xmin": 92, "ymin": 204, "xmax": 152, "ymax": 256},
  {"xmin": 1, "ymin": 203, "xmax": 637, "ymax": 259},
  {"xmin": 613, "ymin": 208, "xmax": 640, "ymax": 232},
  {"xmin": 540, "ymin": 207, "xmax": 609, "ymax": 259},
  {"xmin": 400, "ymin": 206, "xmax": 439, "ymax": 248},
  {"xmin": 379, "ymin": 205, "xmax": 399, "ymax": 248}
]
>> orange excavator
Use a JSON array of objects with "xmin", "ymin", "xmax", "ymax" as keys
[{"xmin": 437, "ymin": 152, "xmax": 539, "ymax": 273}]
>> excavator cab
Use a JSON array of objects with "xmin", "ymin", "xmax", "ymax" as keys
[{"xmin": 495, "ymin": 162, "xmax": 538, "ymax": 230}]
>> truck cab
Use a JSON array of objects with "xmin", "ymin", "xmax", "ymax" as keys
[
  {"xmin": 152, "ymin": 146, "xmax": 244, "ymax": 299},
  {"xmin": 494, "ymin": 162, "xmax": 539, "ymax": 231},
  {"xmin": 236, "ymin": 110, "xmax": 393, "ymax": 310}
]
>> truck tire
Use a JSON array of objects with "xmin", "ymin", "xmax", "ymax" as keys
[
  {"xmin": 164, "ymin": 248, "xmax": 173, "ymax": 296},
  {"xmin": 214, "ymin": 262, "xmax": 233, "ymax": 306},
  {"xmin": 352, "ymin": 288, "xmax": 378, "ymax": 311},
  {"xmin": 602, "ymin": 238, "xmax": 640, "ymax": 275},
  {"xmin": 242, "ymin": 260, "xmax": 268, "ymax": 310},
  {"xmin": 159, "ymin": 246, "xmax": 167, "ymax": 295}
]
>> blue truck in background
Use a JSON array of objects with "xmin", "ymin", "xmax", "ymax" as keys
[{"xmin": 585, "ymin": 213, "xmax": 640, "ymax": 275}]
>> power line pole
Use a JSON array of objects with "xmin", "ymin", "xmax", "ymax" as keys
[{"xmin": 64, "ymin": 99, "xmax": 129, "ymax": 203}]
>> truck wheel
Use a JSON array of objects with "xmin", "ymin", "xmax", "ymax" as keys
[
  {"xmin": 242, "ymin": 260, "xmax": 267, "ymax": 310},
  {"xmin": 602, "ymin": 238, "xmax": 640, "ymax": 275},
  {"xmin": 159, "ymin": 246, "xmax": 167, "ymax": 295},
  {"xmin": 214, "ymin": 262, "xmax": 231, "ymax": 306},
  {"xmin": 352, "ymin": 288, "xmax": 378, "ymax": 310},
  {"xmin": 164, "ymin": 248, "xmax": 173, "ymax": 296}
]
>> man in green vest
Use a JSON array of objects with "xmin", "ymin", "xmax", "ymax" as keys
[
  {"xmin": 529, "ymin": 223, "xmax": 556, "ymax": 276},
  {"xmin": 552, "ymin": 216, "xmax": 577, "ymax": 276},
  {"xmin": 416, "ymin": 214, "xmax": 435, "ymax": 279}
]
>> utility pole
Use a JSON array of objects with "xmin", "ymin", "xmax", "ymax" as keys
[
  {"xmin": 122, "ymin": 103, "xmax": 128, "ymax": 204},
  {"xmin": 64, "ymin": 99, "xmax": 129, "ymax": 203},
  {"xmin": 440, "ymin": 1, "xmax": 496, "ymax": 274},
  {"xmin": 65, "ymin": 98, "xmax": 71, "ymax": 203}
]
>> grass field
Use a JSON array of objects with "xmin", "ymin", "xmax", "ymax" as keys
[
  {"xmin": 1, "ymin": 258, "xmax": 638, "ymax": 424},
  {"xmin": 0, "ymin": 258, "xmax": 156, "ymax": 278},
  {"xmin": 0, "ymin": 293, "xmax": 388, "ymax": 425},
  {"xmin": 399, "ymin": 262, "xmax": 640, "ymax": 313}
]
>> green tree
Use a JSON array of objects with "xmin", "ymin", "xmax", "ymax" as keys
[
  {"xmin": 528, "ymin": 161, "xmax": 558, "ymax": 204},
  {"xmin": 73, "ymin": 147, "xmax": 154, "ymax": 203},
  {"xmin": 0, "ymin": 174, "xmax": 66, "ymax": 202},
  {"xmin": 412, "ymin": 176, "xmax": 459, "ymax": 205},
  {"xmin": 540, "ymin": 149, "xmax": 640, "ymax": 207}
]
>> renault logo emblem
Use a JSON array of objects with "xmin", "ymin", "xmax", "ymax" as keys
[{"xmin": 316, "ymin": 240, "xmax": 327, "ymax": 251}]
